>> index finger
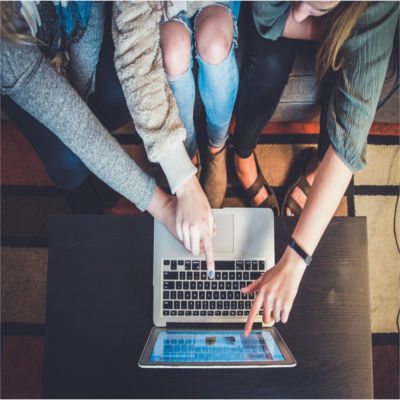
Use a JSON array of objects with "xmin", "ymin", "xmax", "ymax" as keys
[
  {"xmin": 244, "ymin": 291, "xmax": 264, "ymax": 337},
  {"xmin": 202, "ymin": 234, "xmax": 215, "ymax": 279}
]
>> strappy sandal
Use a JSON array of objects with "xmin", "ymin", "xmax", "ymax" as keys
[
  {"xmin": 241, "ymin": 152, "xmax": 280, "ymax": 216},
  {"xmin": 282, "ymin": 147, "xmax": 317, "ymax": 217}
]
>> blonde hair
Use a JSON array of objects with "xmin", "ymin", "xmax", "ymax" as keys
[
  {"xmin": 316, "ymin": 1, "xmax": 368, "ymax": 80},
  {"xmin": 1, "ymin": 1, "xmax": 41, "ymax": 44}
]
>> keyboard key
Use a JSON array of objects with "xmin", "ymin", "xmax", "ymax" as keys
[
  {"xmin": 236, "ymin": 261, "xmax": 244, "ymax": 270},
  {"xmin": 193, "ymin": 311, "xmax": 199, "ymax": 316},
  {"xmin": 188, "ymin": 301, "xmax": 194, "ymax": 309},
  {"xmin": 244, "ymin": 311, "xmax": 249, "ymax": 315},
  {"xmin": 201, "ymin": 261, "xmax": 207, "ymax": 270},
  {"xmin": 206, "ymin": 292, "xmax": 212, "ymax": 300},
  {"xmin": 226, "ymin": 282, "xmax": 232, "ymax": 290},
  {"xmin": 217, "ymin": 301, "xmax": 223, "ymax": 309},
  {"xmin": 259, "ymin": 260, "xmax": 265, "ymax": 270},
  {"xmin": 244, "ymin": 261, "xmax": 251, "ymax": 270},
  {"xmin": 238, "ymin": 301, "xmax": 244, "ymax": 309},
  {"xmin": 178, "ymin": 311, "xmax": 184, "ymax": 316},
  {"xmin": 213, "ymin": 292, "xmax": 219, "ymax": 300},
  {"xmin": 234, "ymin": 291, "xmax": 240, "ymax": 300},
  {"xmin": 229, "ymin": 272, "xmax": 235, "ymax": 280},
  {"xmin": 174, "ymin": 301, "xmax": 180, "ymax": 309},
  {"xmin": 201, "ymin": 272, "xmax": 207, "ymax": 280},
  {"xmin": 192, "ymin": 261, "xmax": 200, "ymax": 270},
  {"xmin": 208, "ymin": 311, "xmax": 214, "ymax": 316},
  {"xmin": 205, "ymin": 282, "xmax": 210, "ymax": 290},
  {"xmin": 187, "ymin": 272, "xmax": 193, "ymax": 280},
  {"xmin": 183, "ymin": 282, "xmax": 189, "ymax": 290},
  {"xmin": 194, "ymin": 272, "xmax": 200, "ymax": 280},
  {"xmin": 230, "ymin": 311, "xmax": 236, "ymax": 316},
  {"xmin": 250, "ymin": 261, "xmax": 256, "ymax": 270},
  {"xmin": 202, "ymin": 301, "xmax": 209, "ymax": 309},
  {"xmin": 233, "ymin": 282, "xmax": 239, "ymax": 290},
  {"xmin": 185, "ymin": 292, "xmax": 191, "ymax": 299},
  {"xmin": 163, "ymin": 260, "xmax": 170, "ymax": 266},
  {"xmin": 210, "ymin": 301, "xmax": 215, "ymax": 310},
  {"xmin": 240, "ymin": 282, "xmax": 246, "ymax": 289},
  {"xmin": 251, "ymin": 272, "xmax": 263, "ymax": 280},
  {"xmin": 163, "ymin": 292, "xmax": 169, "ymax": 299},
  {"xmin": 215, "ymin": 311, "xmax": 221, "ymax": 316},
  {"xmin": 178, "ymin": 292, "xmax": 183, "ymax": 299},
  {"xmin": 219, "ymin": 282, "xmax": 224, "ymax": 290},
  {"xmin": 211, "ymin": 282, "xmax": 217, "ymax": 290},
  {"xmin": 171, "ymin": 310, "xmax": 177, "ymax": 316},
  {"xmin": 185, "ymin": 260, "xmax": 191, "ymax": 270},
  {"xmin": 179, "ymin": 272, "xmax": 185, "ymax": 280},
  {"xmin": 192, "ymin": 291, "xmax": 198, "ymax": 300},
  {"xmin": 185, "ymin": 311, "xmax": 192, "ymax": 316},
  {"xmin": 200, "ymin": 311, "xmax": 207, "ymax": 316},
  {"xmin": 190, "ymin": 282, "xmax": 196, "ymax": 290},
  {"xmin": 243, "ymin": 272, "xmax": 249, "ymax": 280},
  {"xmin": 222, "ymin": 272, "xmax": 228, "ymax": 280},
  {"xmin": 176, "ymin": 281, "xmax": 182, "ymax": 290},
  {"xmin": 197, "ymin": 282, "xmax": 203, "ymax": 290},
  {"xmin": 171, "ymin": 291, "xmax": 176, "ymax": 299},
  {"xmin": 228, "ymin": 292, "xmax": 233, "ymax": 300},
  {"xmin": 199, "ymin": 292, "xmax": 205, "ymax": 299},
  {"xmin": 164, "ymin": 281, "xmax": 174, "ymax": 290},
  {"xmin": 245, "ymin": 301, "xmax": 251, "ymax": 309},
  {"xmin": 195, "ymin": 301, "xmax": 201, "ymax": 309},
  {"xmin": 231, "ymin": 301, "xmax": 237, "ymax": 309},
  {"xmin": 236, "ymin": 272, "xmax": 242, "ymax": 280},
  {"xmin": 215, "ymin": 261, "xmax": 235, "ymax": 270},
  {"xmin": 178, "ymin": 260, "xmax": 184, "ymax": 266},
  {"xmin": 163, "ymin": 310, "xmax": 169, "ymax": 315},
  {"xmin": 164, "ymin": 271, "xmax": 178, "ymax": 280},
  {"xmin": 223, "ymin": 311, "xmax": 229, "ymax": 316},
  {"xmin": 163, "ymin": 301, "xmax": 172, "ymax": 309},
  {"xmin": 215, "ymin": 272, "xmax": 221, "ymax": 280},
  {"xmin": 171, "ymin": 260, "xmax": 177, "ymax": 270},
  {"xmin": 224, "ymin": 301, "xmax": 230, "ymax": 309},
  {"xmin": 220, "ymin": 292, "xmax": 227, "ymax": 300},
  {"xmin": 237, "ymin": 311, "xmax": 243, "ymax": 316},
  {"xmin": 181, "ymin": 301, "xmax": 187, "ymax": 309}
]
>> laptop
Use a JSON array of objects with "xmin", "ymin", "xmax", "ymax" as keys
[{"xmin": 139, "ymin": 208, "xmax": 296, "ymax": 368}]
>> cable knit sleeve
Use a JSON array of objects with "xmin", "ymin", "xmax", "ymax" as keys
[{"xmin": 112, "ymin": 1, "xmax": 196, "ymax": 194}]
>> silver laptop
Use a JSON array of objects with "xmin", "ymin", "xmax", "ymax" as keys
[{"xmin": 139, "ymin": 208, "xmax": 296, "ymax": 367}]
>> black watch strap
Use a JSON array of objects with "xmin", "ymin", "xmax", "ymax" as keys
[{"xmin": 288, "ymin": 237, "xmax": 312, "ymax": 266}]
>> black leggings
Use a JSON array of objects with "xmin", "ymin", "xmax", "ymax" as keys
[{"xmin": 233, "ymin": 10, "xmax": 333, "ymax": 161}]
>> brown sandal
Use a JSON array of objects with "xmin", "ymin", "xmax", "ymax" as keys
[
  {"xmin": 282, "ymin": 147, "xmax": 316, "ymax": 217},
  {"xmin": 241, "ymin": 152, "xmax": 280, "ymax": 216}
]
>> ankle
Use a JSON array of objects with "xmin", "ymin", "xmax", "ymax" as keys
[{"xmin": 208, "ymin": 144, "xmax": 225, "ymax": 155}]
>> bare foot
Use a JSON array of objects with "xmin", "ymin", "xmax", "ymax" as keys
[
  {"xmin": 286, "ymin": 151, "xmax": 320, "ymax": 216},
  {"xmin": 234, "ymin": 152, "xmax": 269, "ymax": 207}
]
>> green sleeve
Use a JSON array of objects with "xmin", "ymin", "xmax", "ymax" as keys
[
  {"xmin": 326, "ymin": 2, "xmax": 399, "ymax": 172},
  {"xmin": 252, "ymin": 1, "xmax": 291, "ymax": 40}
]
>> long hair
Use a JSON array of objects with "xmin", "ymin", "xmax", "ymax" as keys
[
  {"xmin": 315, "ymin": 1, "xmax": 368, "ymax": 80},
  {"xmin": 0, "ymin": 1, "xmax": 42, "ymax": 44}
]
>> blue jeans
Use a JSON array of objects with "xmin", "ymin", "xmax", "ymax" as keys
[{"xmin": 166, "ymin": 2, "xmax": 241, "ymax": 159}]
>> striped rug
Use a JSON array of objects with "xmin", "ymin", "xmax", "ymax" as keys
[{"xmin": 1, "ymin": 120, "xmax": 399, "ymax": 398}]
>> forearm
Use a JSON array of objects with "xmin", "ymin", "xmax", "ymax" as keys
[{"xmin": 291, "ymin": 145, "xmax": 353, "ymax": 257}]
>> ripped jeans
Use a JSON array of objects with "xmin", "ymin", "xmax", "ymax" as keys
[{"xmin": 165, "ymin": 2, "xmax": 241, "ymax": 159}]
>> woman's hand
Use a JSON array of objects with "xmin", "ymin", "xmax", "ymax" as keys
[
  {"xmin": 175, "ymin": 175, "xmax": 216, "ymax": 278},
  {"xmin": 241, "ymin": 247, "xmax": 307, "ymax": 336}
]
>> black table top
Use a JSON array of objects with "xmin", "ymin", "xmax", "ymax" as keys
[{"xmin": 43, "ymin": 215, "xmax": 373, "ymax": 399}]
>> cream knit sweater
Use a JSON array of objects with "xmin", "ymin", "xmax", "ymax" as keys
[{"xmin": 112, "ymin": 1, "xmax": 215, "ymax": 193}]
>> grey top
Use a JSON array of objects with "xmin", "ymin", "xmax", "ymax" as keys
[
  {"xmin": 1, "ymin": 2, "xmax": 155, "ymax": 211},
  {"xmin": 252, "ymin": 1, "xmax": 399, "ymax": 172}
]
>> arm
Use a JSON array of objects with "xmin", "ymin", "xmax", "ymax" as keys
[
  {"xmin": 243, "ymin": 146, "xmax": 352, "ymax": 334},
  {"xmin": 112, "ymin": 2, "xmax": 215, "ymax": 272},
  {"xmin": 1, "ymin": 38, "xmax": 155, "ymax": 212}
]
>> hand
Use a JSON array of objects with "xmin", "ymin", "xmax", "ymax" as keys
[
  {"xmin": 175, "ymin": 175, "xmax": 215, "ymax": 278},
  {"xmin": 241, "ymin": 247, "xmax": 307, "ymax": 336}
]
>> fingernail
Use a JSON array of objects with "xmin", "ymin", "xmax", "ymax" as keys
[{"xmin": 208, "ymin": 270, "xmax": 214, "ymax": 280}]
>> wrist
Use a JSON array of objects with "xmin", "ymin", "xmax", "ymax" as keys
[
  {"xmin": 175, "ymin": 174, "xmax": 197, "ymax": 198},
  {"xmin": 146, "ymin": 186, "xmax": 171, "ymax": 222},
  {"xmin": 281, "ymin": 246, "xmax": 308, "ymax": 273}
]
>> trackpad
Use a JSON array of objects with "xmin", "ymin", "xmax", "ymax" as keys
[{"xmin": 213, "ymin": 214, "xmax": 234, "ymax": 254}]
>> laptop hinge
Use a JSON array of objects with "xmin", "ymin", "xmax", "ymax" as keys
[{"xmin": 166, "ymin": 322, "xmax": 263, "ymax": 330}]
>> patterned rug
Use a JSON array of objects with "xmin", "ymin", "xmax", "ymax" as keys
[{"xmin": 1, "ymin": 120, "xmax": 399, "ymax": 398}]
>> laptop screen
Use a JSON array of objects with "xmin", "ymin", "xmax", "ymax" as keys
[{"xmin": 149, "ymin": 330, "xmax": 284, "ymax": 363}]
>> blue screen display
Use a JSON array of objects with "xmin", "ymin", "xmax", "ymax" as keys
[{"xmin": 150, "ymin": 330, "xmax": 284, "ymax": 363}]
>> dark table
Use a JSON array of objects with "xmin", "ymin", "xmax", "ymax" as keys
[{"xmin": 43, "ymin": 215, "xmax": 373, "ymax": 399}]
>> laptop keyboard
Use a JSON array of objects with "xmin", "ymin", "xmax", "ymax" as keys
[{"xmin": 162, "ymin": 260, "xmax": 265, "ymax": 317}]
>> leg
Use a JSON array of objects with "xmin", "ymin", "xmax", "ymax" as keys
[
  {"xmin": 160, "ymin": 20, "xmax": 198, "ymax": 161},
  {"xmin": 196, "ymin": 5, "xmax": 239, "ymax": 152},
  {"xmin": 283, "ymin": 72, "xmax": 336, "ymax": 216},
  {"xmin": 233, "ymin": 15, "xmax": 296, "ymax": 206},
  {"xmin": 87, "ymin": 2, "xmax": 131, "ymax": 132},
  {"xmin": 2, "ymin": 95, "xmax": 103, "ymax": 213}
]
